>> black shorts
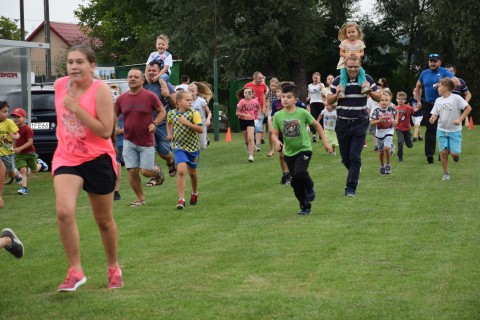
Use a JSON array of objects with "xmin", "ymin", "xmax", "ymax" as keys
[
  {"xmin": 54, "ymin": 154, "xmax": 116, "ymax": 195},
  {"xmin": 239, "ymin": 119, "xmax": 255, "ymax": 131}
]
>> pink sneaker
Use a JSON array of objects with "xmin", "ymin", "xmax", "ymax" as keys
[
  {"xmin": 108, "ymin": 266, "xmax": 123, "ymax": 289},
  {"xmin": 57, "ymin": 267, "xmax": 87, "ymax": 292}
]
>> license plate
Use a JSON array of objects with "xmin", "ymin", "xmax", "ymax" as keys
[{"xmin": 31, "ymin": 122, "xmax": 50, "ymax": 130}]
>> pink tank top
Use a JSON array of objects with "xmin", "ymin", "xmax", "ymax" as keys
[{"xmin": 52, "ymin": 76, "xmax": 117, "ymax": 174}]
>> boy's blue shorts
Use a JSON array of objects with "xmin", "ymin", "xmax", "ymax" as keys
[
  {"xmin": 174, "ymin": 149, "xmax": 200, "ymax": 168},
  {"xmin": 437, "ymin": 130, "xmax": 462, "ymax": 154}
]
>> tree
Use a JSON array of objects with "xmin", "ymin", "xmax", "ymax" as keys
[
  {"xmin": 74, "ymin": 0, "xmax": 155, "ymax": 65},
  {"xmin": 0, "ymin": 16, "xmax": 22, "ymax": 40}
]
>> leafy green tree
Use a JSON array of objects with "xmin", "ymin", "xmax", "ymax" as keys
[
  {"xmin": 0, "ymin": 16, "xmax": 22, "ymax": 40},
  {"xmin": 75, "ymin": 0, "xmax": 155, "ymax": 65}
]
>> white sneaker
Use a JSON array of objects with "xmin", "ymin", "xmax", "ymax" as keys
[
  {"xmin": 248, "ymin": 155, "xmax": 254, "ymax": 162},
  {"xmin": 442, "ymin": 172, "xmax": 450, "ymax": 180}
]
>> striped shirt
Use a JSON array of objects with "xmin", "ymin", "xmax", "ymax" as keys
[{"xmin": 330, "ymin": 74, "xmax": 378, "ymax": 119}]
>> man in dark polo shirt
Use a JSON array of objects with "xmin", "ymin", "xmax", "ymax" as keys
[{"xmin": 328, "ymin": 55, "xmax": 381, "ymax": 197}]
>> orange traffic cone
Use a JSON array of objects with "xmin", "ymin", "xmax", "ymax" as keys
[
  {"xmin": 225, "ymin": 127, "xmax": 232, "ymax": 142},
  {"xmin": 468, "ymin": 116, "xmax": 475, "ymax": 130}
]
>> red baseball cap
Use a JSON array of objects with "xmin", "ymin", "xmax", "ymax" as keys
[{"xmin": 11, "ymin": 108, "xmax": 26, "ymax": 117}]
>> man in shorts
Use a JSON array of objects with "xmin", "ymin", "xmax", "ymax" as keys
[{"xmin": 115, "ymin": 69, "xmax": 166, "ymax": 206}]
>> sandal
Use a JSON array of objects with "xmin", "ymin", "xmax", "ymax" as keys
[
  {"xmin": 130, "ymin": 200, "xmax": 146, "ymax": 207},
  {"xmin": 167, "ymin": 161, "xmax": 176, "ymax": 177},
  {"xmin": 145, "ymin": 164, "xmax": 165, "ymax": 187}
]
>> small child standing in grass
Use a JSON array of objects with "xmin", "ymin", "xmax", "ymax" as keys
[
  {"xmin": 429, "ymin": 78, "xmax": 471, "ymax": 181},
  {"xmin": 0, "ymin": 101, "xmax": 23, "ymax": 186},
  {"xmin": 271, "ymin": 84, "xmax": 332, "ymax": 215},
  {"xmin": 11, "ymin": 108, "xmax": 49, "ymax": 195},
  {"xmin": 167, "ymin": 91, "xmax": 204, "ymax": 209},
  {"xmin": 370, "ymin": 91, "xmax": 398, "ymax": 175}
]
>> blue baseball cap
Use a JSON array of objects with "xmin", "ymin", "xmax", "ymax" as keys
[{"xmin": 429, "ymin": 53, "xmax": 440, "ymax": 61}]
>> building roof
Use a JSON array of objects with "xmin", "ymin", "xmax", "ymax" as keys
[{"xmin": 26, "ymin": 22, "xmax": 90, "ymax": 46}]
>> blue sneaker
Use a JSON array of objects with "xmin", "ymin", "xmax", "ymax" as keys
[
  {"xmin": 306, "ymin": 187, "xmax": 315, "ymax": 202},
  {"xmin": 17, "ymin": 187, "xmax": 28, "ymax": 195},
  {"xmin": 38, "ymin": 159, "xmax": 49, "ymax": 171}
]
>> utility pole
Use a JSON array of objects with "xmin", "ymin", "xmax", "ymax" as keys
[
  {"xmin": 212, "ymin": 0, "xmax": 219, "ymax": 141},
  {"xmin": 44, "ymin": 0, "xmax": 51, "ymax": 80}
]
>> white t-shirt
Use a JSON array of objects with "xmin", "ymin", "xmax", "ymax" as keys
[
  {"xmin": 431, "ymin": 94, "xmax": 468, "ymax": 132},
  {"xmin": 320, "ymin": 109, "xmax": 337, "ymax": 130},
  {"xmin": 146, "ymin": 51, "xmax": 173, "ymax": 74},
  {"xmin": 308, "ymin": 83, "xmax": 324, "ymax": 103},
  {"xmin": 192, "ymin": 96, "xmax": 208, "ymax": 123}
]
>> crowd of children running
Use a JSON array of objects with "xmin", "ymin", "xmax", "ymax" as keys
[{"xmin": 1, "ymin": 22, "xmax": 472, "ymax": 294}]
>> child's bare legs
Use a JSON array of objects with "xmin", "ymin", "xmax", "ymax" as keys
[
  {"xmin": 114, "ymin": 163, "xmax": 121, "ymax": 192},
  {"xmin": 54, "ymin": 174, "xmax": 84, "ymax": 271},
  {"xmin": 243, "ymin": 127, "xmax": 255, "ymax": 157},
  {"xmin": 440, "ymin": 148, "xmax": 450, "ymax": 173},
  {"xmin": 384, "ymin": 146, "xmax": 391, "ymax": 164},
  {"xmin": 19, "ymin": 166, "xmax": 39, "ymax": 188},
  {"xmin": 414, "ymin": 124, "xmax": 422, "ymax": 139},
  {"xmin": 379, "ymin": 150, "xmax": 385, "ymax": 166},
  {"xmin": 88, "ymin": 192, "xmax": 118, "ymax": 268},
  {"xmin": 176, "ymin": 162, "xmax": 187, "ymax": 199},
  {"xmin": 279, "ymin": 152, "xmax": 289, "ymax": 174},
  {"xmin": 255, "ymin": 132, "xmax": 262, "ymax": 149},
  {"xmin": 187, "ymin": 166, "xmax": 198, "ymax": 195}
]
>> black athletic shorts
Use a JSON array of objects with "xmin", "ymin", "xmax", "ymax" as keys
[{"xmin": 54, "ymin": 154, "xmax": 116, "ymax": 195}]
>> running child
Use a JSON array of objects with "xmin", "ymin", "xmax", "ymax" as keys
[
  {"xmin": 11, "ymin": 108, "xmax": 49, "ymax": 195},
  {"xmin": 236, "ymin": 87, "xmax": 261, "ymax": 162},
  {"xmin": 394, "ymin": 91, "xmax": 420, "ymax": 162},
  {"xmin": 370, "ymin": 91, "xmax": 398, "ymax": 175},
  {"xmin": 0, "ymin": 101, "xmax": 23, "ymax": 185},
  {"xmin": 189, "ymin": 82, "xmax": 212, "ymax": 150},
  {"xmin": 271, "ymin": 84, "xmax": 332, "ymax": 215},
  {"xmin": 166, "ymin": 90, "xmax": 204, "ymax": 209},
  {"xmin": 429, "ymin": 78, "xmax": 471, "ymax": 181}
]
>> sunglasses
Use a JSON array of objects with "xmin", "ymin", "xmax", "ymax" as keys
[{"xmin": 429, "ymin": 53, "xmax": 440, "ymax": 60}]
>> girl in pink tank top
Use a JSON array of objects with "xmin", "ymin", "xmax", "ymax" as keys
[{"xmin": 53, "ymin": 45, "xmax": 122, "ymax": 292}]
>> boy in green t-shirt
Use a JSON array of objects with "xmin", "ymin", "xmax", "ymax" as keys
[{"xmin": 271, "ymin": 85, "xmax": 332, "ymax": 215}]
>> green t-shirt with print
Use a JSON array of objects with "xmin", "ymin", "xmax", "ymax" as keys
[{"xmin": 272, "ymin": 107, "xmax": 314, "ymax": 157}]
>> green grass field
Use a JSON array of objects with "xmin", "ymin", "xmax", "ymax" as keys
[{"xmin": 1, "ymin": 129, "xmax": 479, "ymax": 319}]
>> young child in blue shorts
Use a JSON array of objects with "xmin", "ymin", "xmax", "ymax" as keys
[
  {"xmin": 166, "ymin": 90, "xmax": 204, "ymax": 209},
  {"xmin": 429, "ymin": 78, "xmax": 471, "ymax": 181}
]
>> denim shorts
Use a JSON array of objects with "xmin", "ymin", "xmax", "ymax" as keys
[
  {"xmin": 123, "ymin": 139, "xmax": 155, "ymax": 170},
  {"xmin": 437, "ymin": 130, "xmax": 462, "ymax": 154},
  {"xmin": 155, "ymin": 124, "xmax": 172, "ymax": 156},
  {"xmin": 254, "ymin": 113, "xmax": 265, "ymax": 133},
  {"xmin": 0, "ymin": 154, "xmax": 16, "ymax": 173}
]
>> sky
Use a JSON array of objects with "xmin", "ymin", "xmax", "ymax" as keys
[
  {"xmin": 2, "ymin": 0, "xmax": 83, "ymax": 34},
  {"xmin": 2, "ymin": 0, "xmax": 376, "ymax": 35}
]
